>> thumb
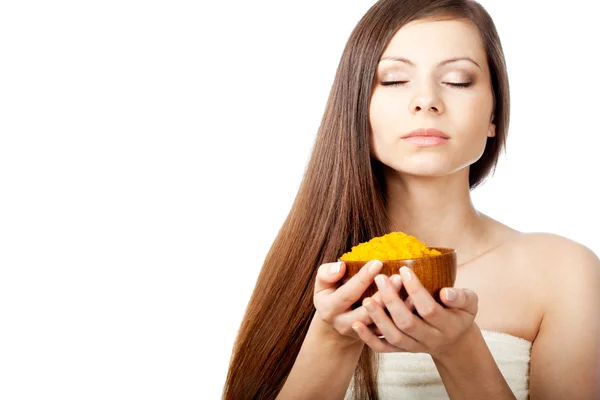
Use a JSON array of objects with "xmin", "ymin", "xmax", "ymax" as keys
[
  {"xmin": 441, "ymin": 287, "xmax": 478, "ymax": 316},
  {"xmin": 314, "ymin": 261, "xmax": 346, "ymax": 294}
]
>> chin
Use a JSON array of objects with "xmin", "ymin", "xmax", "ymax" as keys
[{"xmin": 383, "ymin": 158, "xmax": 456, "ymax": 177}]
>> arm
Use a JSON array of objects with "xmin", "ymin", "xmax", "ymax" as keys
[
  {"xmin": 276, "ymin": 315, "xmax": 364, "ymax": 400},
  {"xmin": 529, "ymin": 243, "xmax": 600, "ymax": 399},
  {"xmin": 277, "ymin": 259, "xmax": 391, "ymax": 400},
  {"xmin": 432, "ymin": 323, "xmax": 516, "ymax": 399}
]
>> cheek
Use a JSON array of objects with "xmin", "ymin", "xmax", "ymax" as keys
[
  {"xmin": 457, "ymin": 117, "xmax": 492, "ymax": 164},
  {"xmin": 368, "ymin": 105, "xmax": 394, "ymax": 159},
  {"xmin": 457, "ymin": 93, "xmax": 494, "ymax": 139},
  {"xmin": 369, "ymin": 95, "xmax": 387, "ymax": 134},
  {"xmin": 463, "ymin": 89, "xmax": 494, "ymax": 125},
  {"xmin": 369, "ymin": 92, "xmax": 407, "ymax": 138},
  {"xmin": 368, "ymin": 97, "xmax": 384, "ymax": 156}
]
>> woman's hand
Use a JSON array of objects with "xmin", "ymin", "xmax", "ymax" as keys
[
  {"xmin": 313, "ymin": 260, "xmax": 403, "ymax": 345},
  {"xmin": 351, "ymin": 266, "xmax": 478, "ymax": 358}
]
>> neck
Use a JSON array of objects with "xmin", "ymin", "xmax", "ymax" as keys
[{"xmin": 384, "ymin": 167, "xmax": 490, "ymax": 266}]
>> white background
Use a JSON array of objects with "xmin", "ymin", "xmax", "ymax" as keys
[{"xmin": 0, "ymin": 1, "xmax": 598, "ymax": 399}]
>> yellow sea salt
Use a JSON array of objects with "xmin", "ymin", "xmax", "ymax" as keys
[{"xmin": 339, "ymin": 231, "xmax": 441, "ymax": 261}]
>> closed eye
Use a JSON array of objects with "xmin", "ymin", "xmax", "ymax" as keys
[{"xmin": 381, "ymin": 81, "xmax": 472, "ymax": 89}]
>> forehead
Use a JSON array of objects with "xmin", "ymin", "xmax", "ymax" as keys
[{"xmin": 380, "ymin": 18, "xmax": 486, "ymax": 63}]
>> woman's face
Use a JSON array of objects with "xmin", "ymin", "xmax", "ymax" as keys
[{"xmin": 369, "ymin": 18, "xmax": 496, "ymax": 178}]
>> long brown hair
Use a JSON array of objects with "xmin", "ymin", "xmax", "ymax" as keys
[{"xmin": 223, "ymin": 0, "xmax": 510, "ymax": 399}]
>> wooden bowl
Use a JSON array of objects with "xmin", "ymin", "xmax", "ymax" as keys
[{"xmin": 339, "ymin": 247, "xmax": 457, "ymax": 310}]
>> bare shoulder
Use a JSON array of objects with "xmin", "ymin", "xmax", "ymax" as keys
[
  {"xmin": 460, "ymin": 223, "xmax": 598, "ymax": 345},
  {"xmin": 495, "ymin": 231, "xmax": 600, "ymax": 316},
  {"xmin": 510, "ymin": 232, "xmax": 600, "ymax": 329},
  {"xmin": 513, "ymin": 233, "xmax": 600, "ymax": 397},
  {"xmin": 513, "ymin": 232, "xmax": 599, "ymax": 271}
]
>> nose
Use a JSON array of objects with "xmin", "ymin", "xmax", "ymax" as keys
[{"xmin": 409, "ymin": 85, "xmax": 444, "ymax": 115}]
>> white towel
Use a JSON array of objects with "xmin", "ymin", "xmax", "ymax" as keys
[{"xmin": 345, "ymin": 330, "xmax": 532, "ymax": 400}]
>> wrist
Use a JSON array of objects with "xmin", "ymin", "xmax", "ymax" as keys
[
  {"xmin": 430, "ymin": 323, "xmax": 516, "ymax": 399},
  {"xmin": 431, "ymin": 323, "xmax": 482, "ymax": 365}
]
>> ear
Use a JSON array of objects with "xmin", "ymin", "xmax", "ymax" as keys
[{"xmin": 487, "ymin": 114, "xmax": 496, "ymax": 138}]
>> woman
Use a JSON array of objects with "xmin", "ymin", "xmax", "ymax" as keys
[{"xmin": 223, "ymin": 0, "xmax": 600, "ymax": 399}]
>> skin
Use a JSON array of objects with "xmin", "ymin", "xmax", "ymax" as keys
[
  {"xmin": 360, "ymin": 18, "xmax": 600, "ymax": 398},
  {"xmin": 278, "ymin": 18, "xmax": 600, "ymax": 400}
]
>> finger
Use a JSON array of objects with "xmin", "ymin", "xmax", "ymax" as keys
[
  {"xmin": 314, "ymin": 261, "xmax": 351, "ymax": 294},
  {"xmin": 440, "ymin": 288, "xmax": 478, "ymax": 316},
  {"xmin": 364, "ymin": 324, "xmax": 383, "ymax": 338},
  {"xmin": 321, "ymin": 304, "xmax": 368, "ymax": 337},
  {"xmin": 362, "ymin": 296, "xmax": 421, "ymax": 352},
  {"xmin": 399, "ymin": 267, "xmax": 447, "ymax": 327},
  {"xmin": 371, "ymin": 273, "xmax": 402, "ymax": 306},
  {"xmin": 351, "ymin": 321, "xmax": 404, "ymax": 353},
  {"xmin": 405, "ymin": 296, "xmax": 416, "ymax": 312},
  {"xmin": 363, "ymin": 275, "xmax": 403, "ymax": 338},
  {"xmin": 390, "ymin": 274, "xmax": 403, "ymax": 292},
  {"xmin": 335, "ymin": 273, "xmax": 403, "ymax": 333},
  {"xmin": 374, "ymin": 275, "xmax": 435, "ymax": 345},
  {"xmin": 329, "ymin": 260, "xmax": 383, "ymax": 313},
  {"xmin": 324, "ymin": 273, "xmax": 404, "ymax": 335},
  {"xmin": 314, "ymin": 261, "xmax": 347, "ymax": 294}
]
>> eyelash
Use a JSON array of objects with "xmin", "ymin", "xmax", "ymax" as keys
[{"xmin": 381, "ymin": 81, "xmax": 472, "ymax": 89}]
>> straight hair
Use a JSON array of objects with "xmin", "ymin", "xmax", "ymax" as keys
[{"xmin": 223, "ymin": 0, "xmax": 509, "ymax": 398}]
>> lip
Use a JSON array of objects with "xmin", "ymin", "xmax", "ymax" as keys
[
  {"xmin": 401, "ymin": 128, "xmax": 450, "ymax": 139},
  {"xmin": 403, "ymin": 136, "xmax": 449, "ymax": 146}
]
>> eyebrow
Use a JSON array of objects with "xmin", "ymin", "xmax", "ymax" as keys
[{"xmin": 379, "ymin": 56, "xmax": 482, "ymax": 70}]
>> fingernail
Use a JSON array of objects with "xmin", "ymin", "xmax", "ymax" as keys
[
  {"xmin": 363, "ymin": 300, "xmax": 376, "ymax": 313},
  {"xmin": 368, "ymin": 260, "xmax": 383, "ymax": 274},
  {"xmin": 391, "ymin": 274, "xmax": 402, "ymax": 287},
  {"xmin": 445, "ymin": 288, "xmax": 457, "ymax": 301},
  {"xmin": 330, "ymin": 262, "xmax": 342, "ymax": 274},
  {"xmin": 374, "ymin": 275, "xmax": 387, "ymax": 291},
  {"xmin": 400, "ymin": 267, "xmax": 413, "ymax": 282}
]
